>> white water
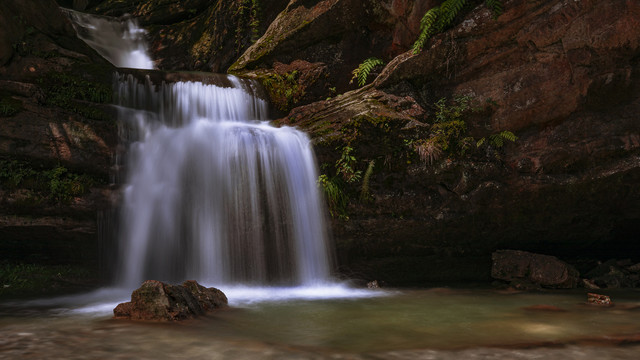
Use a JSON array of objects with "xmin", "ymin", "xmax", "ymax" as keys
[
  {"xmin": 63, "ymin": 8, "xmax": 154, "ymax": 69},
  {"xmin": 115, "ymin": 75, "xmax": 333, "ymax": 288},
  {"xmin": 62, "ymin": 9, "xmax": 340, "ymax": 301}
]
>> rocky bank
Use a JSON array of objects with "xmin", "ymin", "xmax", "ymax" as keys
[{"xmin": 1, "ymin": 0, "xmax": 639, "ymax": 291}]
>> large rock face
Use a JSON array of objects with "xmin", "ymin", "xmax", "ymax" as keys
[
  {"xmin": 0, "ymin": 0, "xmax": 117, "ymax": 282},
  {"xmin": 258, "ymin": 0, "xmax": 640, "ymax": 285},
  {"xmin": 113, "ymin": 280, "xmax": 228, "ymax": 321}
]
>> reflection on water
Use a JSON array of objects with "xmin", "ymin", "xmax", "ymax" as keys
[{"xmin": 2, "ymin": 288, "xmax": 640, "ymax": 359}]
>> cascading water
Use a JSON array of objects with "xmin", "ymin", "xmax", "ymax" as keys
[
  {"xmin": 62, "ymin": 8, "xmax": 154, "ymax": 69},
  {"xmin": 115, "ymin": 75, "xmax": 333, "ymax": 288},
  {"xmin": 64, "ymin": 9, "xmax": 334, "ymax": 290}
]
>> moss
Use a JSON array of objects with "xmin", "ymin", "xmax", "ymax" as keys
[
  {"xmin": 0, "ymin": 93, "xmax": 23, "ymax": 117},
  {"xmin": 0, "ymin": 159, "xmax": 101, "ymax": 205},
  {"xmin": 0, "ymin": 261, "xmax": 96, "ymax": 299},
  {"xmin": 38, "ymin": 72, "xmax": 112, "ymax": 121},
  {"xmin": 261, "ymin": 70, "xmax": 305, "ymax": 112}
]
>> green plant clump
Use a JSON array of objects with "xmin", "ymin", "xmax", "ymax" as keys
[
  {"xmin": 0, "ymin": 261, "xmax": 93, "ymax": 298},
  {"xmin": 0, "ymin": 159, "xmax": 96, "ymax": 204},
  {"xmin": 413, "ymin": 0, "xmax": 504, "ymax": 54},
  {"xmin": 351, "ymin": 57, "xmax": 385, "ymax": 87},
  {"xmin": 0, "ymin": 95, "xmax": 23, "ymax": 117},
  {"xmin": 262, "ymin": 70, "xmax": 304, "ymax": 112},
  {"xmin": 38, "ymin": 72, "xmax": 112, "ymax": 120}
]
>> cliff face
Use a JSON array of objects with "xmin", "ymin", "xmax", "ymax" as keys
[
  {"xmin": 0, "ymin": 0, "xmax": 116, "ymax": 280},
  {"xmin": 1, "ymin": 0, "xmax": 638, "ymax": 288},
  {"xmin": 229, "ymin": 0, "xmax": 640, "ymax": 284}
]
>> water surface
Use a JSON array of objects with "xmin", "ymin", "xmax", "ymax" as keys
[{"xmin": 2, "ymin": 288, "xmax": 640, "ymax": 359}]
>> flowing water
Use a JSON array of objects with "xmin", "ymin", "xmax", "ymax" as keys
[
  {"xmin": 113, "ymin": 74, "xmax": 332, "ymax": 288},
  {"xmin": 2, "ymin": 289, "xmax": 640, "ymax": 359}
]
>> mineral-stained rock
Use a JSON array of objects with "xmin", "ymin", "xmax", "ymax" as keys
[
  {"xmin": 491, "ymin": 250, "xmax": 580, "ymax": 289},
  {"xmin": 587, "ymin": 293, "xmax": 612, "ymax": 306},
  {"xmin": 113, "ymin": 280, "xmax": 228, "ymax": 321}
]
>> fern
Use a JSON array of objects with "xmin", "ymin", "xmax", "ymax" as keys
[
  {"xmin": 477, "ymin": 130, "xmax": 517, "ymax": 148},
  {"xmin": 412, "ymin": 0, "xmax": 503, "ymax": 54},
  {"xmin": 351, "ymin": 57, "xmax": 385, "ymax": 87},
  {"xmin": 360, "ymin": 160, "xmax": 375, "ymax": 201},
  {"xmin": 485, "ymin": 0, "xmax": 503, "ymax": 17}
]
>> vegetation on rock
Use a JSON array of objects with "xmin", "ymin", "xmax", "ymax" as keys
[
  {"xmin": 0, "ymin": 159, "xmax": 98, "ymax": 205},
  {"xmin": 413, "ymin": 0, "xmax": 504, "ymax": 54},
  {"xmin": 351, "ymin": 57, "xmax": 385, "ymax": 87}
]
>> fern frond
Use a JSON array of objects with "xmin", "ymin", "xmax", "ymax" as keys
[
  {"xmin": 360, "ymin": 160, "xmax": 375, "ymax": 201},
  {"xmin": 439, "ymin": 0, "xmax": 467, "ymax": 30},
  {"xmin": 412, "ymin": 7, "xmax": 441, "ymax": 54},
  {"xmin": 499, "ymin": 130, "xmax": 517, "ymax": 142},
  {"xmin": 485, "ymin": 0, "xmax": 503, "ymax": 17},
  {"xmin": 351, "ymin": 57, "xmax": 385, "ymax": 87}
]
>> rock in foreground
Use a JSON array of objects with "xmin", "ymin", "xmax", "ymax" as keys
[
  {"xmin": 492, "ymin": 250, "xmax": 580, "ymax": 289},
  {"xmin": 113, "ymin": 280, "xmax": 228, "ymax": 321}
]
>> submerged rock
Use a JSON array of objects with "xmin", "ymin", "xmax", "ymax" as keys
[
  {"xmin": 491, "ymin": 250, "xmax": 580, "ymax": 289},
  {"xmin": 113, "ymin": 280, "xmax": 228, "ymax": 321}
]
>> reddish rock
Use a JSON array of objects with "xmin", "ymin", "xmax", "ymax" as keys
[
  {"xmin": 587, "ymin": 292, "xmax": 612, "ymax": 306},
  {"xmin": 113, "ymin": 280, "xmax": 228, "ymax": 321},
  {"xmin": 491, "ymin": 250, "xmax": 580, "ymax": 289}
]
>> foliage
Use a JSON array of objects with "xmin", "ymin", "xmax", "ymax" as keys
[
  {"xmin": 236, "ymin": 0, "xmax": 262, "ymax": 47},
  {"xmin": 351, "ymin": 57, "xmax": 385, "ymax": 87},
  {"xmin": 317, "ymin": 174, "xmax": 349, "ymax": 219},
  {"xmin": 413, "ymin": 0, "xmax": 504, "ymax": 54},
  {"xmin": 38, "ymin": 72, "xmax": 112, "ymax": 120},
  {"xmin": 412, "ymin": 95, "xmax": 517, "ymax": 165},
  {"xmin": 0, "ymin": 94, "xmax": 23, "ymax": 117},
  {"xmin": 262, "ymin": 70, "xmax": 304, "ymax": 112},
  {"xmin": 0, "ymin": 159, "xmax": 96, "ymax": 204},
  {"xmin": 414, "ymin": 138, "xmax": 443, "ymax": 165},
  {"xmin": 476, "ymin": 130, "xmax": 518, "ymax": 148},
  {"xmin": 429, "ymin": 95, "xmax": 475, "ymax": 156},
  {"xmin": 335, "ymin": 146, "xmax": 362, "ymax": 183},
  {"xmin": 360, "ymin": 160, "xmax": 375, "ymax": 202},
  {"xmin": 0, "ymin": 261, "xmax": 93, "ymax": 298}
]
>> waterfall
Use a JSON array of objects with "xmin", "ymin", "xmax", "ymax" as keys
[
  {"xmin": 65, "ymin": 10, "xmax": 334, "ymax": 288},
  {"xmin": 115, "ymin": 75, "xmax": 333, "ymax": 287},
  {"xmin": 62, "ymin": 8, "xmax": 154, "ymax": 69}
]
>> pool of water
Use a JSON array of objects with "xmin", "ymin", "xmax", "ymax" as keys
[{"xmin": 2, "ymin": 287, "xmax": 640, "ymax": 359}]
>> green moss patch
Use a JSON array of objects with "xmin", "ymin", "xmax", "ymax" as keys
[
  {"xmin": 0, "ymin": 261, "xmax": 96, "ymax": 299},
  {"xmin": 0, "ymin": 159, "xmax": 100, "ymax": 205},
  {"xmin": 0, "ymin": 93, "xmax": 23, "ymax": 117},
  {"xmin": 38, "ymin": 72, "xmax": 112, "ymax": 121}
]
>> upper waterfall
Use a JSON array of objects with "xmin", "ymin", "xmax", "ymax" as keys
[{"xmin": 63, "ymin": 8, "xmax": 154, "ymax": 69}]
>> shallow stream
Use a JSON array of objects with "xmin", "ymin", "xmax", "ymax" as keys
[{"xmin": 2, "ymin": 287, "xmax": 640, "ymax": 359}]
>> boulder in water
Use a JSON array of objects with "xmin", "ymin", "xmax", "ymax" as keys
[
  {"xmin": 113, "ymin": 280, "xmax": 227, "ymax": 321},
  {"xmin": 491, "ymin": 250, "xmax": 580, "ymax": 289}
]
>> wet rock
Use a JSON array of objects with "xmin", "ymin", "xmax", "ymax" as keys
[
  {"xmin": 491, "ymin": 250, "xmax": 580, "ymax": 289},
  {"xmin": 113, "ymin": 280, "xmax": 228, "ymax": 321},
  {"xmin": 367, "ymin": 280, "xmax": 380, "ymax": 289},
  {"xmin": 587, "ymin": 293, "xmax": 612, "ymax": 306}
]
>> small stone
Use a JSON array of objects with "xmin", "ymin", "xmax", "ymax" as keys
[
  {"xmin": 582, "ymin": 278, "xmax": 600, "ymax": 290},
  {"xmin": 367, "ymin": 280, "xmax": 380, "ymax": 289},
  {"xmin": 587, "ymin": 293, "xmax": 612, "ymax": 306}
]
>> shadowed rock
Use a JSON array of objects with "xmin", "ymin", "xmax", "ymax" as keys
[
  {"xmin": 113, "ymin": 280, "xmax": 228, "ymax": 321},
  {"xmin": 491, "ymin": 250, "xmax": 580, "ymax": 289}
]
